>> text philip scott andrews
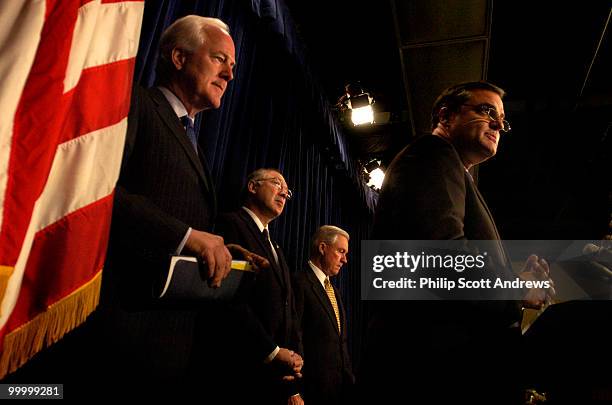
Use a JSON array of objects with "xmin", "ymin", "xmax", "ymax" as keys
[{"xmin": 369, "ymin": 251, "xmax": 551, "ymax": 290}]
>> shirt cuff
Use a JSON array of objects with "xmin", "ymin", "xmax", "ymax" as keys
[
  {"xmin": 176, "ymin": 227, "xmax": 192, "ymax": 255},
  {"xmin": 264, "ymin": 346, "xmax": 280, "ymax": 363}
]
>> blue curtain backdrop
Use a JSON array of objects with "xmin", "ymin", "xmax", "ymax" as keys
[{"xmin": 134, "ymin": 0, "xmax": 377, "ymax": 366}]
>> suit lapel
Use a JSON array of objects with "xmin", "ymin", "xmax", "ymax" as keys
[
  {"xmin": 275, "ymin": 243, "xmax": 291, "ymax": 289},
  {"xmin": 149, "ymin": 88, "xmax": 215, "ymax": 203},
  {"xmin": 469, "ymin": 176, "xmax": 501, "ymax": 239},
  {"xmin": 198, "ymin": 147, "xmax": 217, "ymax": 216},
  {"xmin": 237, "ymin": 210, "xmax": 286, "ymax": 288},
  {"xmin": 465, "ymin": 172, "xmax": 511, "ymax": 267},
  {"xmin": 306, "ymin": 268, "xmax": 340, "ymax": 335}
]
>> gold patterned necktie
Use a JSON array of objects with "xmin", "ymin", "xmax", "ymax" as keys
[{"xmin": 324, "ymin": 278, "xmax": 341, "ymax": 333}]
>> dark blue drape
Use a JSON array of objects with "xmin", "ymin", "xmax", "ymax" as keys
[{"xmin": 133, "ymin": 0, "xmax": 375, "ymax": 366}]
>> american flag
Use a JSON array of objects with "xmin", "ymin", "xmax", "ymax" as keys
[{"xmin": 0, "ymin": 0, "xmax": 143, "ymax": 377}]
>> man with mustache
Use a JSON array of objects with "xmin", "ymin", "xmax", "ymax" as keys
[{"xmin": 215, "ymin": 168, "xmax": 304, "ymax": 404}]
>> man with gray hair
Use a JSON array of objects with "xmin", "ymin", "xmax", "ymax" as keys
[
  {"xmin": 215, "ymin": 167, "xmax": 304, "ymax": 404},
  {"xmin": 114, "ymin": 14, "xmax": 237, "ymax": 304},
  {"xmin": 101, "ymin": 15, "xmax": 263, "ymax": 386},
  {"xmin": 293, "ymin": 225, "xmax": 355, "ymax": 405}
]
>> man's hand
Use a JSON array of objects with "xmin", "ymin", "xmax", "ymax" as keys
[
  {"xmin": 226, "ymin": 243, "xmax": 270, "ymax": 273},
  {"xmin": 519, "ymin": 254, "xmax": 556, "ymax": 309},
  {"xmin": 273, "ymin": 347, "xmax": 303, "ymax": 381},
  {"xmin": 185, "ymin": 230, "xmax": 231, "ymax": 288},
  {"xmin": 288, "ymin": 393, "xmax": 304, "ymax": 405}
]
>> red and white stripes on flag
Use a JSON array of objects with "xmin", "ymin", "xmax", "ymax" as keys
[{"xmin": 0, "ymin": 0, "xmax": 143, "ymax": 377}]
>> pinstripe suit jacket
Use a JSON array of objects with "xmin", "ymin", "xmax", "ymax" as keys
[{"xmin": 101, "ymin": 86, "xmax": 217, "ymax": 380}]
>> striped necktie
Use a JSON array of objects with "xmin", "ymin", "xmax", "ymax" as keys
[{"xmin": 324, "ymin": 278, "xmax": 341, "ymax": 333}]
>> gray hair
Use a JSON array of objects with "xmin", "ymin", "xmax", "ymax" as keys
[
  {"xmin": 309, "ymin": 225, "xmax": 350, "ymax": 259},
  {"xmin": 156, "ymin": 15, "xmax": 230, "ymax": 85},
  {"xmin": 247, "ymin": 168, "xmax": 280, "ymax": 184},
  {"xmin": 242, "ymin": 168, "xmax": 282, "ymax": 202}
]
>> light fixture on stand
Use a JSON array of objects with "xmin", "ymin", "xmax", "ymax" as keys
[
  {"xmin": 363, "ymin": 159, "xmax": 385, "ymax": 190},
  {"xmin": 337, "ymin": 83, "xmax": 375, "ymax": 126}
]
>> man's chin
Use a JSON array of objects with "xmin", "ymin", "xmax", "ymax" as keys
[
  {"xmin": 479, "ymin": 143, "xmax": 497, "ymax": 158},
  {"xmin": 272, "ymin": 205, "xmax": 284, "ymax": 217},
  {"xmin": 197, "ymin": 96, "xmax": 221, "ymax": 110},
  {"xmin": 210, "ymin": 99, "xmax": 221, "ymax": 109}
]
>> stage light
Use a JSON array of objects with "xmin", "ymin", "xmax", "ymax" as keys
[
  {"xmin": 367, "ymin": 167, "xmax": 385, "ymax": 189},
  {"xmin": 363, "ymin": 159, "xmax": 385, "ymax": 190},
  {"xmin": 351, "ymin": 105, "xmax": 374, "ymax": 125},
  {"xmin": 347, "ymin": 92, "xmax": 370, "ymax": 109},
  {"xmin": 338, "ymin": 83, "xmax": 375, "ymax": 126}
]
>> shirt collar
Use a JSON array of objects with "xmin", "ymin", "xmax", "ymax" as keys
[
  {"xmin": 308, "ymin": 260, "xmax": 328, "ymax": 288},
  {"xmin": 242, "ymin": 206, "xmax": 267, "ymax": 234},
  {"xmin": 158, "ymin": 86, "xmax": 192, "ymax": 124},
  {"xmin": 465, "ymin": 167, "xmax": 474, "ymax": 182}
]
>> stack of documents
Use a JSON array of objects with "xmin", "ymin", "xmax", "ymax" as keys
[{"xmin": 158, "ymin": 256, "xmax": 255, "ymax": 301}]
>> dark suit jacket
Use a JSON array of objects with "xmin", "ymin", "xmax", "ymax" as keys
[
  {"xmin": 112, "ymin": 86, "xmax": 216, "ymax": 292},
  {"xmin": 293, "ymin": 267, "xmax": 354, "ymax": 405},
  {"xmin": 214, "ymin": 209, "xmax": 302, "ymax": 402},
  {"xmin": 97, "ymin": 86, "xmax": 217, "ymax": 383},
  {"xmin": 363, "ymin": 135, "xmax": 523, "ymax": 402},
  {"xmin": 8, "ymin": 87, "xmax": 220, "ymax": 394}
]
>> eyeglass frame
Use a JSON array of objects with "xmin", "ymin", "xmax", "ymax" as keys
[
  {"xmin": 254, "ymin": 177, "xmax": 293, "ymax": 200},
  {"xmin": 461, "ymin": 103, "xmax": 511, "ymax": 132}
]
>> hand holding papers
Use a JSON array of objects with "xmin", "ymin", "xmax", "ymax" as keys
[
  {"xmin": 158, "ymin": 256, "xmax": 254, "ymax": 301},
  {"xmin": 158, "ymin": 245, "xmax": 270, "ymax": 301}
]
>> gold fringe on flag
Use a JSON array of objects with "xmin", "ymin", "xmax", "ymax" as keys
[
  {"xmin": 0, "ymin": 266, "xmax": 13, "ymax": 318},
  {"xmin": 0, "ymin": 270, "xmax": 102, "ymax": 379}
]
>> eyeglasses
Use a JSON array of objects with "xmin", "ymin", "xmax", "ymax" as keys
[
  {"xmin": 255, "ymin": 177, "xmax": 293, "ymax": 200},
  {"xmin": 462, "ymin": 104, "xmax": 511, "ymax": 132}
]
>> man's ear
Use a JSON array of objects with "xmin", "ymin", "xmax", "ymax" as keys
[
  {"xmin": 318, "ymin": 242, "xmax": 326, "ymax": 256},
  {"xmin": 438, "ymin": 107, "xmax": 450, "ymax": 125},
  {"xmin": 171, "ymin": 47, "xmax": 187, "ymax": 70},
  {"xmin": 247, "ymin": 180, "xmax": 258, "ymax": 195}
]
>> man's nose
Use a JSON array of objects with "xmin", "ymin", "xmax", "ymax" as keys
[
  {"xmin": 489, "ymin": 118, "xmax": 503, "ymax": 131},
  {"xmin": 221, "ymin": 63, "xmax": 233, "ymax": 81}
]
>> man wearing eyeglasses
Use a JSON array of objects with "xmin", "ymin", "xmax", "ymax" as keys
[
  {"xmin": 364, "ymin": 81, "xmax": 553, "ymax": 403},
  {"xmin": 215, "ymin": 168, "xmax": 304, "ymax": 405}
]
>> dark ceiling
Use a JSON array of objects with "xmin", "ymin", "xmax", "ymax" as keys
[{"xmin": 285, "ymin": 0, "xmax": 611, "ymax": 239}]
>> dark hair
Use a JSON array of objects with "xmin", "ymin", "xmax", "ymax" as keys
[{"xmin": 431, "ymin": 81, "xmax": 506, "ymax": 130}]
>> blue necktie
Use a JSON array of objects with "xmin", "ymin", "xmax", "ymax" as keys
[{"xmin": 180, "ymin": 115, "xmax": 198, "ymax": 153}]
